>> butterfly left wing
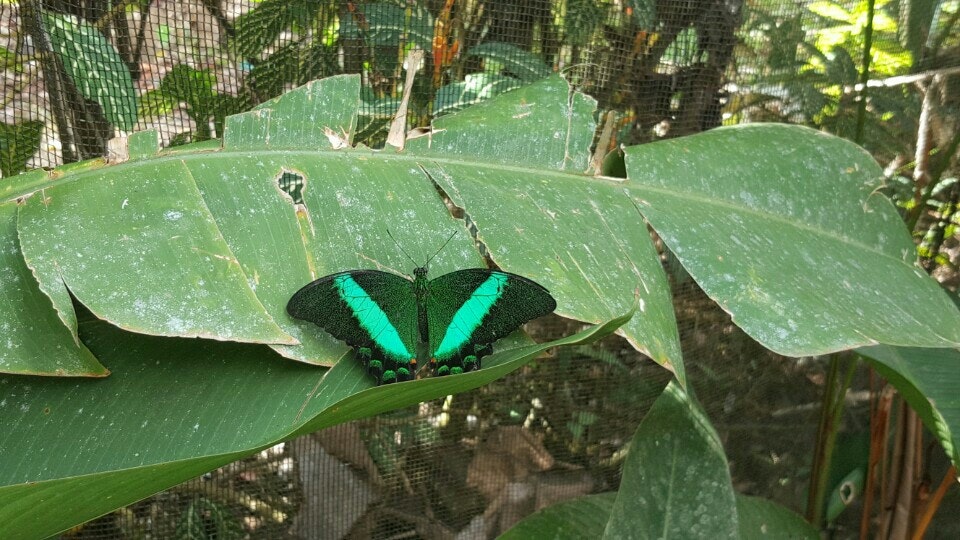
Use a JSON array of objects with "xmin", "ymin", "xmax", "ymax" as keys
[
  {"xmin": 287, "ymin": 270, "xmax": 419, "ymax": 384},
  {"xmin": 425, "ymin": 269, "xmax": 557, "ymax": 375}
]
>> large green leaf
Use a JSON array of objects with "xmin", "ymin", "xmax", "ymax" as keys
[
  {"xmin": 624, "ymin": 125, "xmax": 960, "ymax": 356},
  {"xmin": 409, "ymin": 76, "xmax": 684, "ymax": 381},
  {"xmin": 0, "ymin": 310, "xmax": 633, "ymax": 539},
  {"xmin": 858, "ymin": 345, "xmax": 960, "ymax": 467},
  {"xmin": 41, "ymin": 10, "xmax": 137, "ymax": 131},
  {"xmin": 7, "ymin": 75, "xmax": 681, "ymax": 379},
  {"xmin": 604, "ymin": 382, "xmax": 738, "ymax": 539},
  {"xmin": 17, "ymin": 159, "xmax": 294, "ymax": 346},
  {"xmin": 0, "ymin": 202, "xmax": 106, "ymax": 376}
]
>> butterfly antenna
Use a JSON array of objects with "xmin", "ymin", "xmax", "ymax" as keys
[
  {"xmin": 425, "ymin": 230, "xmax": 458, "ymax": 267},
  {"xmin": 386, "ymin": 228, "xmax": 457, "ymax": 267},
  {"xmin": 386, "ymin": 228, "xmax": 420, "ymax": 266}
]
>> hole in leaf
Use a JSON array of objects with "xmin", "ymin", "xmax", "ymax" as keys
[{"xmin": 276, "ymin": 170, "xmax": 305, "ymax": 205}]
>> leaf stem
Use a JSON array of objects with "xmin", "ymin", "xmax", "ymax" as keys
[
  {"xmin": 854, "ymin": 0, "xmax": 876, "ymax": 144},
  {"xmin": 807, "ymin": 353, "xmax": 858, "ymax": 527}
]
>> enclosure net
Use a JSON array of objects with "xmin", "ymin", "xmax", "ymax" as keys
[{"xmin": 3, "ymin": 0, "xmax": 958, "ymax": 539}]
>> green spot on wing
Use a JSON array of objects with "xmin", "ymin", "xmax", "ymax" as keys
[
  {"xmin": 334, "ymin": 274, "xmax": 412, "ymax": 363},
  {"xmin": 433, "ymin": 273, "xmax": 507, "ymax": 360}
]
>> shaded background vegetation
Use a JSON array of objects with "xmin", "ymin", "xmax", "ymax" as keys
[{"xmin": 1, "ymin": 0, "xmax": 958, "ymax": 538}]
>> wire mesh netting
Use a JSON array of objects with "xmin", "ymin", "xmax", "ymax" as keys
[
  {"xmin": 2, "ymin": 0, "xmax": 959, "ymax": 538},
  {"xmin": 4, "ymin": 0, "xmax": 749, "ymax": 165}
]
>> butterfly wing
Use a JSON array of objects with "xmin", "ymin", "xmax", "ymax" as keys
[
  {"xmin": 426, "ymin": 269, "xmax": 557, "ymax": 375},
  {"xmin": 287, "ymin": 270, "xmax": 419, "ymax": 383}
]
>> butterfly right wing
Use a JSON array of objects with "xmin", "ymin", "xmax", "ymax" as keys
[
  {"xmin": 287, "ymin": 270, "xmax": 419, "ymax": 384},
  {"xmin": 426, "ymin": 269, "xmax": 557, "ymax": 376}
]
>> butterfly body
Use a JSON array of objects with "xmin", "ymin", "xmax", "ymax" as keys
[{"xmin": 287, "ymin": 266, "xmax": 556, "ymax": 384}]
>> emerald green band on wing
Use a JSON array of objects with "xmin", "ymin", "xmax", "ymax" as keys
[
  {"xmin": 332, "ymin": 274, "xmax": 412, "ymax": 363},
  {"xmin": 432, "ymin": 272, "xmax": 507, "ymax": 360}
]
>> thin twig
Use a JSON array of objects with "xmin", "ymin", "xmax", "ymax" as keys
[
  {"xmin": 906, "ymin": 76, "xmax": 939, "ymax": 231},
  {"xmin": 887, "ymin": 406, "xmax": 919, "ymax": 539},
  {"xmin": 878, "ymin": 397, "xmax": 907, "ymax": 540},
  {"xmin": 22, "ymin": 0, "xmax": 77, "ymax": 163},
  {"xmin": 588, "ymin": 110, "xmax": 617, "ymax": 175},
  {"xmin": 94, "ymin": 0, "xmax": 139, "ymax": 31},
  {"xmin": 843, "ymin": 65, "xmax": 960, "ymax": 93},
  {"xmin": 910, "ymin": 466, "xmax": 957, "ymax": 540},
  {"xmin": 129, "ymin": 0, "xmax": 155, "ymax": 82},
  {"xmin": 861, "ymin": 382, "xmax": 896, "ymax": 539}
]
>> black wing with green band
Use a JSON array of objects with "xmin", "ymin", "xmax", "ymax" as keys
[
  {"xmin": 287, "ymin": 270, "xmax": 420, "ymax": 383},
  {"xmin": 425, "ymin": 269, "xmax": 557, "ymax": 375}
]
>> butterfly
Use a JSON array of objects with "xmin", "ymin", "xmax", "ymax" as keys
[{"xmin": 286, "ymin": 254, "xmax": 556, "ymax": 385}]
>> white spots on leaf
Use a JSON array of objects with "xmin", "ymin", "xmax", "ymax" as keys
[
  {"xmin": 164, "ymin": 210, "xmax": 183, "ymax": 221},
  {"xmin": 166, "ymin": 316, "xmax": 187, "ymax": 333},
  {"xmin": 335, "ymin": 190, "xmax": 358, "ymax": 208}
]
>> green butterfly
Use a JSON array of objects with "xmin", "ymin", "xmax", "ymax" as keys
[{"xmin": 287, "ymin": 263, "xmax": 556, "ymax": 385}]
